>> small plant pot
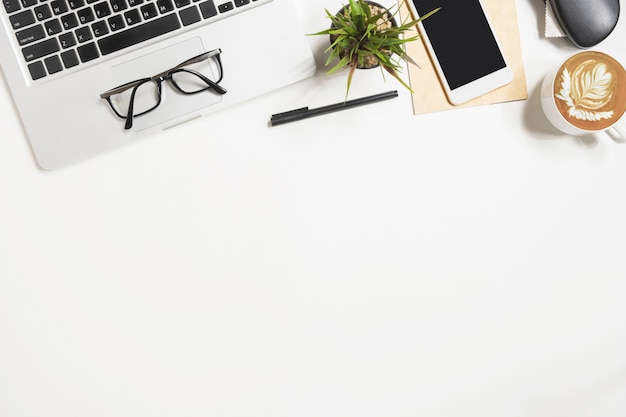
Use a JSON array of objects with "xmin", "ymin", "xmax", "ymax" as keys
[{"xmin": 329, "ymin": 1, "xmax": 398, "ymax": 70}]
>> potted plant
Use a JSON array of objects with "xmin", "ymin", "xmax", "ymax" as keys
[{"xmin": 310, "ymin": 0, "xmax": 439, "ymax": 98}]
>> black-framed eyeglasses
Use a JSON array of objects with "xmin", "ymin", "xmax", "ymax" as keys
[{"xmin": 100, "ymin": 48, "xmax": 227, "ymax": 130}]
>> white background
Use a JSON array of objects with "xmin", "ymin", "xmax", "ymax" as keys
[{"xmin": 1, "ymin": 1, "xmax": 625, "ymax": 416}]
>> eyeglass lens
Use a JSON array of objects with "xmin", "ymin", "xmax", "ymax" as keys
[{"xmin": 109, "ymin": 80, "xmax": 160, "ymax": 117}]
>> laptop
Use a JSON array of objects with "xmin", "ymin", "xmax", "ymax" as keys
[{"xmin": 0, "ymin": 0, "xmax": 316, "ymax": 169}]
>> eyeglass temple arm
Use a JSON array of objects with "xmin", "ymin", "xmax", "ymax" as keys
[
  {"xmin": 173, "ymin": 48, "xmax": 222, "ymax": 70},
  {"xmin": 124, "ymin": 87, "xmax": 141, "ymax": 130},
  {"xmin": 100, "ymin": 77, "xmax": 151, "ymax": 98}
]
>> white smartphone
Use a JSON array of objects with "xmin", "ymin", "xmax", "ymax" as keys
[{"xmin": 407, "ymin": 0, "xmax": 513, "ymax": 105}]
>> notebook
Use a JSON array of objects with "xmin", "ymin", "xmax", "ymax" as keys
[{"xmin": 0, "ymin": 0, "xmax": 316, "ymax": 169}]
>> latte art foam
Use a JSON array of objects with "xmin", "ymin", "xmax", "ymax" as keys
[
  {"xmin": 556, "ymin": 60, "xmax": 615, "ymax": 121},
  {"xmin": 552, "ymin": 51, "xmax": 626, "ymax": 131}
]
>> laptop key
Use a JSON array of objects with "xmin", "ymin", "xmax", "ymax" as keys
[
  {"xmin": 22, "ymin": 37, "xmax": 60, "ymax": 61},
  {"xmin": 77, "ymin": 41, "xmax": 99, "ymax": 62},
  {"xmin": 59, "ymin": 31, "xmax": 77, "ymax": 47},
  {"xmin": 98, "ymin": 13, "xmax": 180, "ymax": 55},
  {"xmin": 107, "ymin": 14, "xmax": 125, "ymax": 30},
  {"xmin": 61, "ymin": 49, "xmax": 80, "ymax": 67},
  {"xmin": 179, "ymin": 5, "xmax": 199, "ymax": 25},
  {"xmin": 34, "ymin": 4, "xmax": 52, "ymax": 20},
  {"xmin": 50, "ymin": 0, "xmax": 68, "ymax": 14},
  {"xmin": 15, "ymin": 24, "xmax": 46, "ymax": 46},
  {"xmin": 68, "ymin": 0, "xmax": 84, "ymax": 8},
  {"xmin": 109, "ymin": 0, "xmax": 127, "ymax": 12},
  {"xmin": 93, "ymin": 1, "xmax": 111, "ymax": 17},
  {"xmin": 92, "ymin": 19, "xmax": 109, "ymax": 35},
  {"xmin": 156, "ymin": 0, "xmax": 173, "ymax": 14},
  {"xmin": 44, "ymin": 54, "xmax": 63, "ymax": 74},
  {"xmin": 28, "ymin": 61, "xmax": 47, "ymax": 80},
  {"xmin": 75, "ymin": 26, "xmax": 92, "ymax": 42},
  {"xmin": 61, "ymin": 12, "xmax": 79, "ymax": 30},
  {"xmin": 140, "ymin": 2, "xmax": 156, "ymax": 18},
  {"xmin": 4, "ymin": 0, "xmax": 21, "ymax": 14},
  {"xmin": 123, "ymin": 8, "xmax": 140, "ymax": 24},
  {"xmin": 9, "ymin": 9, "xmax": 35, "ymax": 29},
  {"xmin": 217, "ymin": 2, "xmax": 232, "ymax": 13},
  {"xmin": 45, "ymin": 18, "xmax": 62, "ymax": 35},
  {"xmin": 77, "ymin": 7, "xmax": 95, "ymax": 23},
  {"xmin": 198, "ymin": 0, "xmax": 215, "ymax": 18}
]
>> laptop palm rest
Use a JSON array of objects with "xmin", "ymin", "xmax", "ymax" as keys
[{"xmin": 109, "ymin": 37, "xmax": 223, "ymax": 132}]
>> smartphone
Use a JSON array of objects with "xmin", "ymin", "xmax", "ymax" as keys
[{"xmin": 408, "ymin": 0, "xmax": 513, "ymax": 105}]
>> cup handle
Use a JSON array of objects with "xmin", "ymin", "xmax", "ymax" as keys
[{"xmin": 608, "ymin": 122, "xmax": 626, "ymax": 141}]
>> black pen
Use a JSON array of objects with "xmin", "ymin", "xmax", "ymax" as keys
[{"xmin": 270, "ymin": 90, "xmax": 399, "ymax": 126}]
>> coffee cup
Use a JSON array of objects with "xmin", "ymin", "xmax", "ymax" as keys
[{"xmin": 541, "ymin": 50, "xmax": 626, "ymax": 140}]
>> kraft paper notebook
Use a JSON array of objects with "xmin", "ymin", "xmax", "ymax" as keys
[{"xmin": 401, "ymin": 0, "xmax": 528, "ymax": 114}]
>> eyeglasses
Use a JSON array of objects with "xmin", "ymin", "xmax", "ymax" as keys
[{"xmin": 100, "ymin": 48, "xmax": 227, "ymax": 130}]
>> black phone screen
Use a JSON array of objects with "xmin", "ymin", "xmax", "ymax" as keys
[{"xmin": 411, "ymin": 0, "xmax": 507, "ymax": 90}]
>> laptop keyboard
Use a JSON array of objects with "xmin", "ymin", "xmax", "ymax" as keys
[{"xmin": 3, "ymin": 0, "xmax": 268, "ymax": 81}]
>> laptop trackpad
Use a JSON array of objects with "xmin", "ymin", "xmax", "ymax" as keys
[{"xmin": 110, "ymin": 37, "xmax": 223, "ymax": 132}]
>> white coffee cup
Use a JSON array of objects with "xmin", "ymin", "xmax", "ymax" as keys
[{"xmin": 541, "ymin": 51, "xmax": 626, "ymax": 140}]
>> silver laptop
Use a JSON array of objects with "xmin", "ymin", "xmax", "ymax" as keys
[{"xmin": 0, "ymin": 0, "xmax": 315, "ymax": 169}]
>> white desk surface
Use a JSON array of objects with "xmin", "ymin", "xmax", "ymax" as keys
[{"xmin": 1, "ymin": 1, "xmax": 626, "ymax": 416}]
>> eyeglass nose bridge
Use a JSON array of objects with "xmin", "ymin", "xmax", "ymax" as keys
[{"xmin": 151, "ymin": 70, "xmax": 170, "ymax": 81}]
